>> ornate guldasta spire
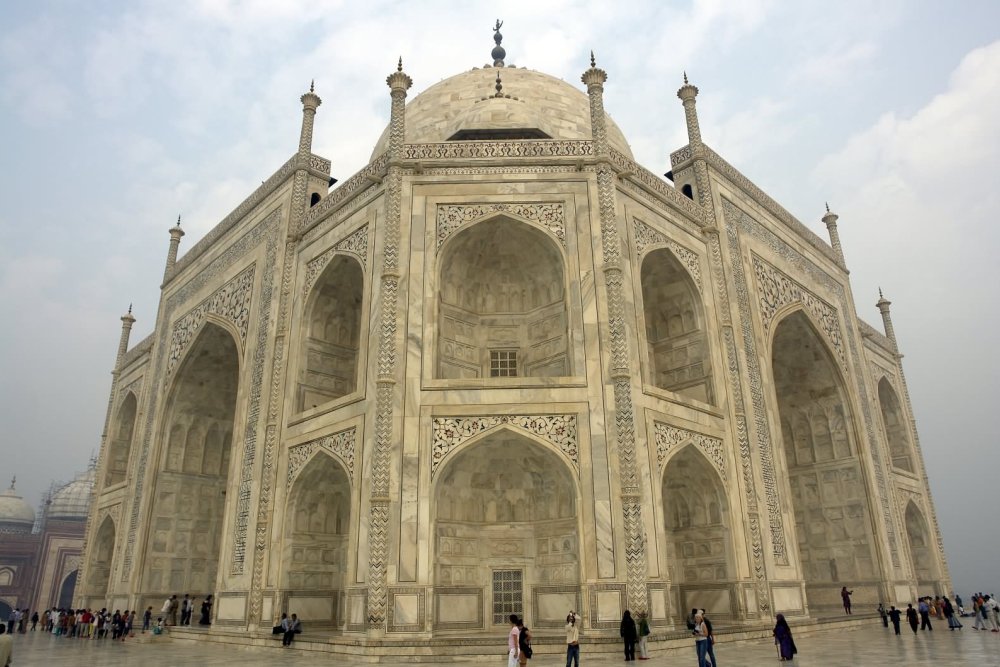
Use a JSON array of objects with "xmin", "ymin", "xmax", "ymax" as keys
[
  {"xmin": 677, "ymin": 71, "xmax": 702, "ymax": 146},
  {"xmin": 492, "ymin": 19, "xmax": 506, "ymax": 67},
  {"xmin": 822, "ymin": 202, "xmax": 845, "ymax": 267}
]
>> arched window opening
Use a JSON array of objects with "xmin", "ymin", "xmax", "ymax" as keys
[
  {"xmin": 283, "ymin": 454, "xmax": 351, "ymax": 628},
  {"xmin": 662, "ymin": 446, "xmax": 733, "ymax": 618},
  {"xmin": 437, "ymin": 218, "xmax": 569, "ymax": 379},
  {"xmin": 641, "ymin": 248, "xmax": 714, "ymax": 403},
  {"xmin": 681, "ymin": 184, "xmax": 694, "ymax": 200},
  {"xmin": 298, "ymin": 255, "xmax": 363, "ymax": 411},
  {"xmin": 57, "ymin": 570, "xmax": 78, "ymax": 610},
  {"xmin": 310, "ymin": 192, "xmax": 321, "ymax": 207},
  {"xmin": 772, "ymin": 311, "xmax": 878, "ymax": 611},
  {"xmin": 434, "ymin": 431, "xmax": 578, "ymax": 629},
  {"xmin": 105, "ymin": 393, "xmax": 138, "ymax": 487},
  {"xmin": 878, "ymin": 379, "xmax": 914, "ymax": 473},
  {"xmin": 144, "ymin": 323, "xmax": 239, "ymax": 595}
]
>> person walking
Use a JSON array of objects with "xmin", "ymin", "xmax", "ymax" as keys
[
  {"xmin": 160, "ymin": 596, "xmax": 172, "ymax": 626},
  {"xmin": 508, "ymin": 614, "xmax": 521, "ymax": 667},
  {"xmin": 906, "ymin": 604, "xmax": 919, "ymax": 634},
  {"xmin": 620, "ymin": 610, "xmax": 637, "ymax": 662},
  {"xmin": 637, "ymin": 612, "xmax": 650, "ymax": 660},
  {"xmin": 773, "ymin": 613, "xmax": 797, "ymax": 661},
  {"xmin": 180, "ymin": 595, "xmax": 191, "ymax": 625},
  {"xmin": 918, "ymin": 598, "xmax": 933, "ymax": 631},
  {"xmin": 30, "ymin": 610, "xmax": 38, "ymax": 632},
  {"xmin": 989, "ymin": 595, "xmax": 1000, "ymax": 632},
  {"xmin": 199, "ymin": 596, "xmax": 213, "ymax": 625},
  {"xmin": 888, "ymin": 606, "xmax": 902, "ymax": 635},
  {"xmin": 565, "ymin": 612, "xmax": 580, "ymax": 667},
  {"xmin": 692, "ymin": 611, "xmax": 711, "ymax": 667},
  {"xmin": 142, "ymin": 607, "xmax": 152, "ymax": 633},
  {"xmin": 943, "ymin": 597, "xmax": 962, "ymax": 630},
  {"xmin": 878, "ymin": 603, "xmax": 888, "ymax": 628},
  {"xmin": 517, "ymin": 618, "xmax": 532, "ymax": 667},
  {"xmin": 168, "ymin": 595, "xmax": 179, "ymax": 627},
  {"xmin": 841, "ymin": 587, "xmax": 853, "ymax": 615},
  {"xmin": 700, "ymin": 609, "xmax": 718, "ymax": 667}
]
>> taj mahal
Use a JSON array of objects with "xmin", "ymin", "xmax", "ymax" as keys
[{"xmin": 77, "ymin": 23, "xmax": 949, "ymax": 653}]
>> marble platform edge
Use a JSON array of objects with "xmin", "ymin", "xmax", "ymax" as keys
[{"xmin": 165, "ymin": 614, "xmax": 880, "ymax": 662}]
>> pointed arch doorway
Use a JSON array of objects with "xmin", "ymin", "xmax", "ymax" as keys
[
  {"xmin": 432, "ymin": 428, "xmax": 580, "ymax": 632},
  {"xmin": 771, "ymin": 311, "xmax": 881, "ymax": 612}
]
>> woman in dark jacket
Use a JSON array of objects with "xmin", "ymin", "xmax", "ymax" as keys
[
  {"xmin": 943, "ymin": 597, "xmax": 962, "ymax": 629},
  {"xmin": 620, "ymin": 610, "xmax": 637, "ymax": 661},
  {"xmin": 773, "ymin": 613, "xmax": 797, "ymax": 661}
]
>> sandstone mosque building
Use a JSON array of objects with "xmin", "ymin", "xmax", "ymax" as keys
[{"xmin": 79, "ymin": 24, "xmax": 949, "ymax": 648}]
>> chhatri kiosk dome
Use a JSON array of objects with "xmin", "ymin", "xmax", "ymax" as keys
[{"xmin": 80, "ymin": 24, "xmax": 948, "ymax": 653}]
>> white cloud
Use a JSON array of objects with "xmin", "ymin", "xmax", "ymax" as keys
[{"xmin": 789, "ymin": 40, "xmax": 878, "ymax": 86}]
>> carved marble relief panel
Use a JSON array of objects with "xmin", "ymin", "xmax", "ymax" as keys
[
  {"xmin": 436, "ymin": 203, "xmax": 566, "ymax": 249},
  {"xmin": 286, "ymin": 427, "xmax": 357, "ymax": 487},
  {"xmin": 431, "ymin": 415, "xmax": 579, "ymax": 477},
  {"xmin": 303, "ymin": 224, "xmax": 369, "ymax": 297},
  {"xmin": 652, "ymin": 422, "xmax": 726, "ymax": 482},
  {"xmin": 166, "ymin": 265, "xmax": 256, "ymax": 376},
  {"xmin": 633, "ymin": 219, "xmax": 703, "ymax": 292},
  {"xmin": 750, "ymin": 254, "xmax": 846, "ymax": 370}
]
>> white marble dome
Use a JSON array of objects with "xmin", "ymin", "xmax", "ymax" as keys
[
  {"xmin": 371, "ymin": 66, "xmax": 633, "ymax": 159},
  {"xmin": 0, "ymin": 479, "xmax": 35, "ymax": 534},
  {"xmin": 47, "ymin": 467, "xmax": 95, "ymax": 521}
]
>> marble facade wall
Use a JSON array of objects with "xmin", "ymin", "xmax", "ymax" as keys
[{"xmin": 80, "ymin": 134, "xmax": 949, "ymax": 644}]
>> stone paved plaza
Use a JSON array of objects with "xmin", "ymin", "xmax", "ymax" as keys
[{"xmin": 6, "ymin": 623, "xmax": 1000, "ymax": 666}]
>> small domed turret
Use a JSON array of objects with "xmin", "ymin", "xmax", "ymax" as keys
[
  {"xmin": 0, "ymin": 477, "xmax": 36, "ymax": 534},
  {"xmin": 47, "ymin": 467, "xmax": 95, "ymax": 521}
]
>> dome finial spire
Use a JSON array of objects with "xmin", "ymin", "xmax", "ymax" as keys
[
  {"xmin": 9, "ymin": 475, "xmax": 14, "ymax": 491},
  {"xmin": 397, "ymin": 56, "xmax": 403, "ymax": 72},
  {"xmin": 491, "ymin": 19, "xmax": 506, "ymax": 67},
  {"xmin": 590, "ymin": 50, "xmax": 596, "ymax": 67}
]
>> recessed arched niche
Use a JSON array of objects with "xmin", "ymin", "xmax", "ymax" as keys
[
  {"xmin": 283, "ymin": 453, "xmax": 351, "ymax": 627},
  {"xmin": 89, "ymin": 516, "xmax": 116, "ymax": 598},
  {"xmin": 144, "ymin": 322, "xmax": 239, "ymax": 595},
  {"xmin": 437, "ymin": 218, "xmax": 569, "ymax": 380},
  {"xmin": 772, "ymin": 311, "xmax": 878, "ymax": 610},
  {"xmin": 105, "ymin": 392, "xmax": 138, "ymax": 486},
  {"xmin": 878, "ymin": 378, "xmax": 914, "ymax": 473},
  {"xmin": 640, "ymin": 248, "xmax": 714, "ymax": 403},
  {"xmin": 661, "ymin": 446, "xmax": 733, "ymax": 616},
  {"xmin": 904, "ymin": 502, "xmax": 940, "ymax": 587},
  {"xmin": 298, "ymin": 255, "xmax": 364, "ymax": 411},
  {"xmin": 433, "ymin": 430, "xmax": 578, "ymax": 628}
]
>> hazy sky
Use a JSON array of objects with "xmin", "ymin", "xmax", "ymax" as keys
[{"xmin": 1, "ymin": 1, "xmax": 997, "ymax": 598}]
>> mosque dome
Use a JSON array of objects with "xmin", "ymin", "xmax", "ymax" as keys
[
  {"xmin": 0, "ymin": 478, "xmax": 36, "ymax": 534},
  {"xmin": 371, "ymin": 66, "xmax": 633, "ymax": 160},
  {"xmin": 47, "ymin": 467, "xmax": 95, "ymax": 521}
]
